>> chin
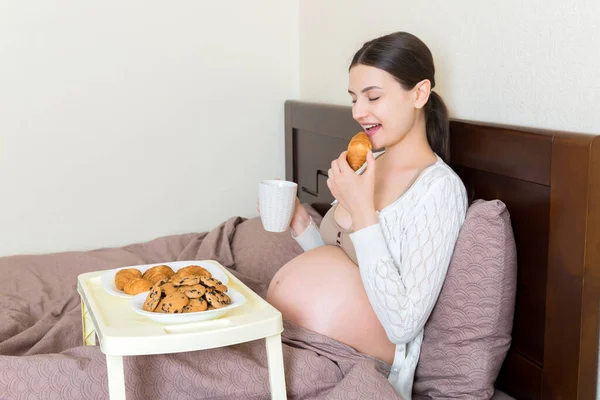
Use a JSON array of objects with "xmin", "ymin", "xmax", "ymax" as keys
[{"xmin": 369, "ymin": 137, "xmax": 383, "ymax": 151}]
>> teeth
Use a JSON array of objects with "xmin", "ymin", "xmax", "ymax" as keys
[{"xmin": 364, "ymin": 124, "xmax": 379, "ymax": 129}]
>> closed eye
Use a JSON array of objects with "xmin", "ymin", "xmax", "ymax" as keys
[{"xmin": 351, "ymin": 96, "xmax": 380, "ymax": 104}]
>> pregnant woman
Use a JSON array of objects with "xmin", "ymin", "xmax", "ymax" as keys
[{"xmin": 265, "ymin": 31, "xmax": 468, "ymax": 399}]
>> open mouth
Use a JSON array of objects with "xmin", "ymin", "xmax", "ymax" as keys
[{"xmin": 363, "ymin": 124, "xmax": 381, "ymax": 137}]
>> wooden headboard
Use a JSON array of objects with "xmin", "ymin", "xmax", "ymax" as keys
[{"xmin": 284, "ymin": 100, "xmax": 600, "ymax": 400}]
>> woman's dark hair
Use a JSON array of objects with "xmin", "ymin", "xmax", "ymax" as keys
[{"xmin": 350, "ymin": 32, "xmax": 449, "ymax": 162}]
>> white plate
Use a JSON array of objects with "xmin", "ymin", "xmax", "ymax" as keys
[
  {"xmin": 101, "ymin": 260, "xmax": 229, "ymax": 298},
  {"xmin": 130, "ymin": 288, "xmax": 246, "ymax": 324}
]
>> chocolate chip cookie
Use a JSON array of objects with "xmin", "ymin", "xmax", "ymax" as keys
[
  {"xmin": 172, "ymin": 275, "xmax": 200, "ymax": 287},
  {"xmin": 158, "ymin": 292, "xmax": 189, "ymax": 314},
  {"xmin": 159, "ymin": 282, "xmax": 177, "ymax": 295},
  {"xmin": 183, "ymin": 297, "xmax": 209, "ymax": 313},
  {"xmin": 205, "ymin": 290, "xmax": 232, "ymax": 309},
  {"xmin": 143, "ymin": 284, "xmax": 163, "ymax": 312},
  {"xmin": 177, "ymin": 284, "xmax": 206, "ymax": 298},
  {"xmin": 200, "ymin": 276, "xmax": 227, "ymax": 293}
]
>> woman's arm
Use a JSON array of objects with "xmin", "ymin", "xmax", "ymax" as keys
[
  {"xmin": 350, "ymin": 175, "xmax": 467, "ymax": 344},
  {"xmin": 290, "ymin": 204, "xmax": 325, "ymax": 252}
]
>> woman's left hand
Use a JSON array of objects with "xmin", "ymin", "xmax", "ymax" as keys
[{"xmin": 327, "ymin": 150, "xmax": 379, "ymax": 231}]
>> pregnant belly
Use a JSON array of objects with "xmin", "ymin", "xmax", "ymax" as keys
[{"xmin": 266, "ymin": 245, "xmax": 395, "ymax": 365}]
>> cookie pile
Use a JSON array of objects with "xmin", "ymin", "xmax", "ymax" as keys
[{"xmin": 140, "ymin": 265, "xmax": 232, "ymax": 314}]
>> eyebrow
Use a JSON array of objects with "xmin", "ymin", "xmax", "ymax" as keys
[{"xmin": 348, "ymin": 86, "xmax": 382, "ymax": 95}]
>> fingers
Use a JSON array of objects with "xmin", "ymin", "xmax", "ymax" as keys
[
  {"xmin": 292, "ymin": 197, "xmax": 301, "ymax": 214},
  {"xmin": 327, "ymin": 150, "xmax": 352, "ymax": 197},
  {"xmin": 330, "ymin": 159, "xmax": 341, "ymax": 175},
  {"xmin": 326, "ymin": 176, "xmax": 333, "ymax": 193},
  {"xmin": 337, "ymin": 151, "xmax": 352, "ymax": 173},
  {"xmin": 329, "ymin": 151, "xmax": 351, "ymax": 177},
  {"xmin": 364, "ymin": 150, "xmax": 376, "ymax": 175}
]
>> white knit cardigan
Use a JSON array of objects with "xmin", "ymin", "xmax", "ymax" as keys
[{"xmin": 293, "ymin": 155, "xmax": 468, "ymax": 399}]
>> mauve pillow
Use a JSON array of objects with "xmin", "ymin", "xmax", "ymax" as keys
[
  {"xmin": 231, "ymin": 204, "xmax": 323, "ymax": 286},
  {"xmin": 413, "ymin": 199, "xmax": 517, "ymax": 399}
]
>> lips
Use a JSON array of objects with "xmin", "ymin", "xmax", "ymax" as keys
[{"xmin": 363, "ymin": 124, "xmax": 381, "ymax": 137}]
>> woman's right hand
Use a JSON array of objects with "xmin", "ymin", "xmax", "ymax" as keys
[{"xmin": 289, "ymin": 197, "xmax": 310, "ymax": 236}]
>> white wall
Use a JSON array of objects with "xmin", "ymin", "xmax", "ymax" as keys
[
  {"xmin": 0, "ymin": 1, "xmax": 298, "ymax": 256},
  {"xmin": 3, "ymin": 1, "xmax": 598, "ymax": 257},
  {"xmin": 299, "ymin": 0, "xmax": 600, "ymax": 135}
]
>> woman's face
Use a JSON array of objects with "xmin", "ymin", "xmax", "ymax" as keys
[{"xmin": 348, "ymin": 64, "xmax": 421, "ymax": 150}]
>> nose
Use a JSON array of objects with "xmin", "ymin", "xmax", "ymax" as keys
[{"xmin": 352, "ymin": 99, "xmax": 368, "ymax": 121}]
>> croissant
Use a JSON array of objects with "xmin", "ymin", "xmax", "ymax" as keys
[
  {"xmin": 346, "ymin": 131, "xmax": 372, "ymax": 171},
  {"xmin": 143, "ymin": 265, "xmax": 175, "ymax": 280},
  {"xmin": 145, "ymin": 272, "xmax": 170, "ymax": 285},
  {"xmin": 177, "ymin": 265, "xmax": 212, "ymax": 278},
  {"xmin": 123, "ymin": 278, "xmax": 153, "ymax": 295},
  {"xmin": 114, "ymin": 268, "xmax": 142, "ymax": 290}
]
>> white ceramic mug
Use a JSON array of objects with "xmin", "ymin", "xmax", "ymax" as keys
[{"xmin": 258, "ymin": 180, "xmax": 298, "ymax": 232}]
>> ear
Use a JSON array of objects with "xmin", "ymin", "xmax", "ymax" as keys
[{"xmin": 413, "ymin": 79, "xmax": 432, "ymax": 110}]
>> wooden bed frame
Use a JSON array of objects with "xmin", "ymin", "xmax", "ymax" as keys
[{"xmin": 284, "ymin": 100, "xmax": 600, "ymax": 400}]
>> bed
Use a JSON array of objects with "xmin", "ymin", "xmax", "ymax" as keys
[
  {"xmin": 284, "ymin": 100, "xmax": 600, "ymax": 399},
  {"xmin": 0, "ymin": 99, "xmax": 598, "ymax": 400}
]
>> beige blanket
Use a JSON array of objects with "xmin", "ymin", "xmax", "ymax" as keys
[{"xmin": 0, "ymin": 214, "xmax": 400, "ymax": 400}]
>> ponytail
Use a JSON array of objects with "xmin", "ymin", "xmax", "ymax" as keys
[{"xmin": 425, "ymin": 90, "xmax": 450, "ymax": 163}]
